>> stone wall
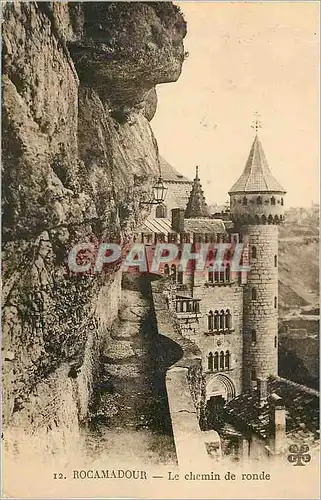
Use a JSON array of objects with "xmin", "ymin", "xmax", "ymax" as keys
[{"xmin": 242, "ymin": 225, "xmax": 279, "ymax": 387}]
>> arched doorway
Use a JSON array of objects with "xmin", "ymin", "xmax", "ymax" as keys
[
  {"xmin": 206, "ymin": 373, "xmax": 236, "ymax": 402},
  {"xmin": 205, "ymin": 374, "xmax": 236, "ymax": 431}
]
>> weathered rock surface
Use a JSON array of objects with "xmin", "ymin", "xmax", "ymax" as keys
[{"xmin": 2, "ymin": 1, "xmax": 186, "ymax": 460}]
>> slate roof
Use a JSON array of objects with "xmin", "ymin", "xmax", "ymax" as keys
[
  {"xmin": 185, "ymin": 218, "xmax": 225, "ymax": 234},
  {"xmin": 228, "ymin": 135, "xmax": 286, "ymax": 194},
  {"xmin": 160, "ymin": 157, "xmax": 192, "ymax": 184},
  {"xmin": 225, "ymin": 376, "xmax": 319, "ymax": 441},
  {"xmin": 185, "ymin": 167, "xmax": 210, "ymax": 218},
  {"xmin": 137, "ymin": 218, "xmax": 226, "ymax": 235}
]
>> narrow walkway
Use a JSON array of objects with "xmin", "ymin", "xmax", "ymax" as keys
[{"xmin": 85, "ymin": 277, "xmax": 177, "ymax": 466}]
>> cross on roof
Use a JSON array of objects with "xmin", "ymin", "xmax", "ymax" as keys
[{"xmin": 251, "ymin": 112, "xmax": 262, "ymax": 134}]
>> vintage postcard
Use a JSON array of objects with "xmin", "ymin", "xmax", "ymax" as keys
[{"xmin": 1, "ymin": 1, "xmax": 320, "ymax": 499}]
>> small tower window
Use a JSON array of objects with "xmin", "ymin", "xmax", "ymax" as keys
[
  {"xmin": 251, "ymin": 329, "xmax": 257, "ymax": 344},
  {"xmin": 274, "ymin": 255, "xmax": 277, "ymax": 267},
  {"xmin": 251, "ymin": 369, "xmax": 256, "ymax": 381},
  {"xmin": 271, "ymin": 196, "xmax": 276, "ymax": 206},
  {"xmin": 274, "ymin": 296, "xmax": 277, "ymax": 308},
  {"xmin": 243, "ymin": 196, "xmax": 248, "ymax": 205},
  {"xmin": 208, "ymin": 352, "xmax": 213, "ymax": 371},
  {"xmin": 281, "ymin": 198, "xmax": 284, "ymax": 206},
  {"xmin": 252, "ymin": 288, "xmax": 257, "ymax": 300},
  {"xmin": 177, "ymin": 265, "xmax": 184, "ymax": 284},
  {"xmin": 257, "ymin": 196, "xmax": 262, "ymax": 205},
  {"xmin": 164, "ymin": 264, "xmax": 169, "ymax": 276},
  {"xmin": 251, "ymin": 245, "xmax": 257, "ymax": 259},
  {"xmin": 208, "ymin": 267, "xmax": 214, "ymax": 283},
  {"xmin": 274, "ymin": 336, "xmax": 277, "ymax": 348}
]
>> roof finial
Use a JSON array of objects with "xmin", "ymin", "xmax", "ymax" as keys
[
  {"xmin": 195, "ymin": 165, "xmax": 199, "ymax": 179},
  {"xmin": 251, "ymin": 111, "xmax": 262, "ymax": 134}
]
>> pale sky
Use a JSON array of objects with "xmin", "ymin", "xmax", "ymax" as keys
[{"xmin": 152, "ymin": 2, "xmax": 319, "ymax": 208}]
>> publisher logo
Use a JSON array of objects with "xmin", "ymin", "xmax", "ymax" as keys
[{"xmin": 287, "ymin": 444, "xmax": 311, "ymax": 466}]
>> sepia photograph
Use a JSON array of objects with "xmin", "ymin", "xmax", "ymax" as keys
[{"xmin": 1, "ymin": 1, "xmax": 320, "ymax": 498}]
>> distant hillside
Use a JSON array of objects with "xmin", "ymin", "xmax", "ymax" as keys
[{"xmin": 278, "ymin": 206, "xmax": 319, "ymax": 311}]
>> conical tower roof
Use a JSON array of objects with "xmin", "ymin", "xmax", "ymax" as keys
[
  {"xmin": 185, "ymin": 166, "xmax": 210, "ymax": 218},
  {"xmin": 228, "ymin": 135, "xmax": 286, "ymax": 194}
]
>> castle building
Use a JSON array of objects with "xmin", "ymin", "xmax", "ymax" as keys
[{"xmin": 136, "ymin": 133, "xmax": 286, "ymax": 407}]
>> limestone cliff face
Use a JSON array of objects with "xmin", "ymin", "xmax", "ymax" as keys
[{"xmin": 2, "ymin": 1, "xmax": 186, "ymax": 458}]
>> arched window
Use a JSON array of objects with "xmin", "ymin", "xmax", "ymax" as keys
[
  {"xmin": 281, "ymin": 198, "xmax": 284, "ymax": 206},
  {"xmin": 155, "ymin": 204, "xmax": 167, "ymax": 218},
  {"xmin": 268, "ymin": 214, "xmax": 273, "ymax": 224},
  {"xmin": 271, "ymin": 196, "xmax": 276, "ymax": 206},
  {"xmin": 208, "ymin": 352, "xmax": 213, "ymax": 371},
  {"xmin": 220, "ymin": 351, "xmax": 225, "ymax": 370},
  {"xmin": 170, "ymin": 264, "xmax": 177, "ymax": 281},
  {"xmin": 214, "ymin": 269, "xmax": 219, "ymax": 283},
  {"xmin": 177, "ymin": 265, "xmax": 183, "ymax": 284},
  {"xmin": 274, "ymin": 296, "xmax": 277, "ymax": 308},
  {"xmin": 274, "ymin": 255, "xmax": 277, "ymax": 267},
  {"xmin": 214, "ymin": 352, "xmax": 219, "ymax": 371},
  {"xmin": 251, "ymin": 329, "xmax": 256, "ymax": 344},
  {"xmin": 226, "ymin": 309, "xmax": 232, "ymax": 330},
  {"xmin": 251, "ymin": 245, "xmax": 257, "ymax": 259},
  {"xmin": 251, "ymin": 369, "xmax": 256, "ymax": 381},
  {"xmin": 243, "ymin": 196, "xmax": 248, "ymax": 205},
  {"xmin": 164, "ymin": 264, "xmax": 169, "ymax": 276},
  {"xmin": 257, "ymin": 196, "xmax": 262, "ymax": 205},
  {"xmin": 225, "ymin": 351, "xmax": 230, "ymax": 370},
  {"xmin": 225, "ymin": 262, "xmax": 230, "ymax": 282},
  {"xmin": 214, "ymin": 310, "xmax": 219, "ymax": 331},
  {"xmin": 208, "ymin": 311, "xmax": 214, "ymax": 331},
  {"xmin": 208, "ymin": 266, "xmax": 214, "ymax": 283},
  {"xmin": 194, "ymin": 301, "xmax": 200, "ymax": 313},
  {"xmin": 219, "ymin": 309, "xmax": 225, "ymax": 330},
  {"xmin": 252, "ymin": 288, "xmax": 257, "ymax": 300},
  {"xmin": 274, "ymin": 336, "xmax": 277, "ymax": 348}
]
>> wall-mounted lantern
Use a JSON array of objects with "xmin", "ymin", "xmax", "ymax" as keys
[{"xmin": 140, "ymin": 175, "xmax": 168, "ymax": 206}]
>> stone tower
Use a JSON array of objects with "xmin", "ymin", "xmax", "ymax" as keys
[
  {"xmin": 228, "ymin": 134, "xmax": 286, "ymax": 390},
  {"xmin": 185, "ymin": 166, "xmax": 210, "ymax": 218}
]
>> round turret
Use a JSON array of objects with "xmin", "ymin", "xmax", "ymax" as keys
[{"xmin": 228, "ymin": 134, "xmax": 286, "ymax": 389}]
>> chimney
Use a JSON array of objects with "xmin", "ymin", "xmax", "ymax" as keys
[
  {"xmin": 270, "ymin": 393, "xmax": 286, "ymax": 454},
  {"xmin": 171, "ymin": 208, "xmax": 185, "ymax": 233},
  {"xmin": 257, "ymin": 377, "xmax": 268, "ymax": 406}
]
